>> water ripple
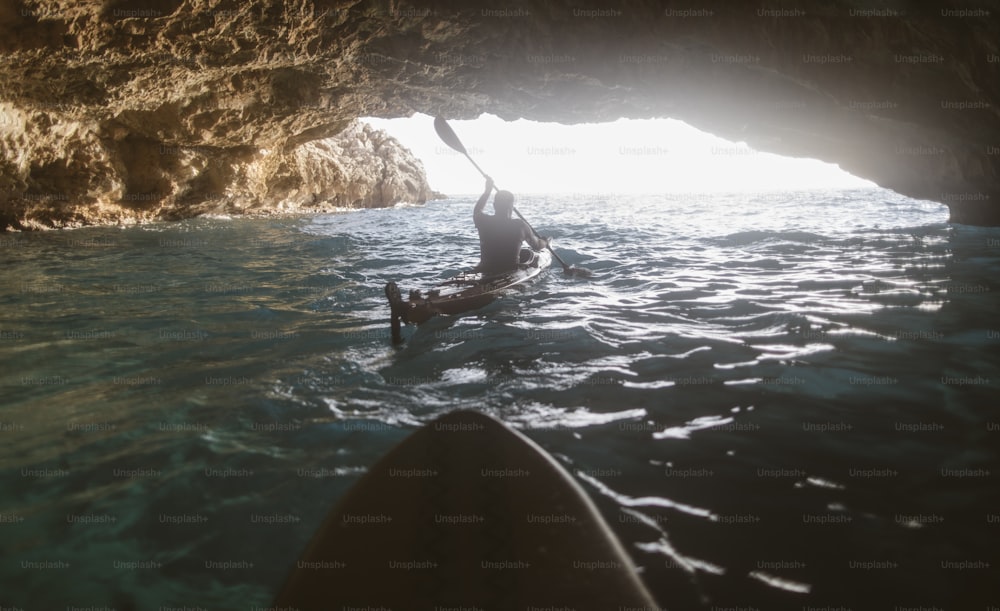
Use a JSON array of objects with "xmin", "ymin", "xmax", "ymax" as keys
[{"xmin": 3, "ymin": 189, "xmax": 999, "ymax": 608}]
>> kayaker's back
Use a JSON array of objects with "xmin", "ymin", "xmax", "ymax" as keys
[{"xmin": 475, "ymin": 214, "xmax": 529, "ymax": 275}]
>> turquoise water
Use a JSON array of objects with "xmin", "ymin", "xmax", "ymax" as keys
[{"xmin": 1, "ymin": 189, "xmax": 998, "ymax": 608}]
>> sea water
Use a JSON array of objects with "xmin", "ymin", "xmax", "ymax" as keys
[{"xmin": 1, "ymin": 189, "xmax": 998, "ymax": 608}]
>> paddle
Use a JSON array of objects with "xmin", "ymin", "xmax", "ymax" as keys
[{"xmin": 433, "ymin": 116, "xmax": 593, "ymax": 278}]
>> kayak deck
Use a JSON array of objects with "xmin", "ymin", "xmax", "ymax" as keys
[
  {"xmin": 385, "ymin": 248, "xmax": 551, "ymax": 342},
  {"xmin": 273, "ymin": 409, "xmax": 659, "ymax": 610}
]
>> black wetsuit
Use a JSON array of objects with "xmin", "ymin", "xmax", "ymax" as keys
[{"xmin": 474, "ymin": 212, "xmax": 529, "ymax": 275}]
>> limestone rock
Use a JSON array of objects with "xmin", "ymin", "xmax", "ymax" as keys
[
  {"xmin": 1, "ymin": 0, "xmax": 998, "ymax": 228},
  {"xmin": 0, "ymin": 110, "xmax": 440, "ymax": 228},
  {"xmin": 260, "ymin": 120, "xmax": 443, "ymax": 212}
]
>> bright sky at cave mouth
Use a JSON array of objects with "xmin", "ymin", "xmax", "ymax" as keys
[{"xmin": 361, "ymin": 113, "xmax": 876, "ymax": 195}]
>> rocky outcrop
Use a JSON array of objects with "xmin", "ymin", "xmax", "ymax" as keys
[
  {"xmin": 229, "ymin": 119, "xmax": 442, "ymax": 217},
  {"xmin": 1, "ymin": 0, "xmax": 998, "ymax": 228},
  {"xmin": 0, "ymin": 107, "xmax": 439, "ymax": 229}
]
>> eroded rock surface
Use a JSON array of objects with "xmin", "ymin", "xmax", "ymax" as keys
[
  {"xmin": 1, "ymin": 0, "xmax": 998, "ymax": 228},
  {"xmin": 0, "ymin": 104, "xmax": 439, "ymax": 229}
]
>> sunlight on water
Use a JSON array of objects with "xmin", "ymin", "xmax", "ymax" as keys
[{"xmin": 2, "ymin": 188, "xmax": 998, "ymax": 608}]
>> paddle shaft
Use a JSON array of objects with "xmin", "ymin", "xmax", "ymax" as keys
[
  {"xmin": 433, "ymin": 115, "xmax": 589, "ymax": 276},
  {"xmin": 459, "ymin": 150, "xmax": 574, "ymax": 271}
]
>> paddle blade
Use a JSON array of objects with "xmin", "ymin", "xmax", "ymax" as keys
[
  {"xmin": 564, "ymin": 265, "xmax": 593, "ymax": 278},
  {"xmin": 434, "ymin": 116, "xmax": 468, "ymax": 155}
]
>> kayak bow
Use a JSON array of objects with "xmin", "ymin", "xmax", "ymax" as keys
[{"xmin": 273, "ymin": 409, "xmax": 659, "ymax": 610}]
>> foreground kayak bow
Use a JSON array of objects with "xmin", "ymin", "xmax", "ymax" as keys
[{"xmin": 273, "ymin": 409, "xmax": 659, "ymax": 609}]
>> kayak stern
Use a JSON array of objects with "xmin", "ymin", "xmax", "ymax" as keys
[{"xmin": 384, "ymin": 248, "xmax": 551, "ymax": 343}]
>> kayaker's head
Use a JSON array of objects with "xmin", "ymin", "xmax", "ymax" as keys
[{"xmin": 493, "ymin": 190, "xmax": 515, "ymax": 218}]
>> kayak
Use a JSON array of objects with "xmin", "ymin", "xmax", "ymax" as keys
[
  {"xmin": 385, "ymin": 247, "xmax": 551, "ymax": 343},
  {"xmin": 273, "ymin": 409, "xmax": 659, "ymax": 610}
]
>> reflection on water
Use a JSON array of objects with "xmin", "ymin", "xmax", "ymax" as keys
[{"xmin": 1, "ymin": 189, "xmax": 999, "ymax": 608}]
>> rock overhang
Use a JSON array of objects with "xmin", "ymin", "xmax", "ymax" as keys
[{"xmin": 1, "ymin": 0, "xmax": 997, "ymax": 228}]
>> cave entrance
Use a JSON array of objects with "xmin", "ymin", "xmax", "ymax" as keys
[
  {"xmin": 362, "ymin": 113, "xmax": 948, "ymax": 231},
  {"xmin": 363, "ymin": 113, "xmax": 876, "ymax": 195}
]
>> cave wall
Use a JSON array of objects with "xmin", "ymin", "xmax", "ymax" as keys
[{"xmin": 1, "ymin": 0, "xmax": 998, "ymax": 228}]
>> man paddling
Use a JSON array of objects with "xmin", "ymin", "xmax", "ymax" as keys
[{"xmin": 474, "ymin": 177, "xmax": 550, "ymax": 275}]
